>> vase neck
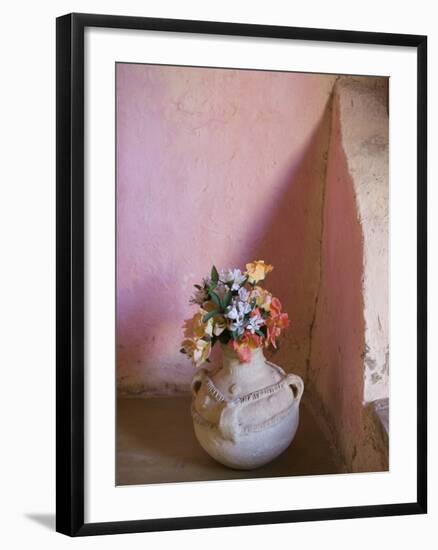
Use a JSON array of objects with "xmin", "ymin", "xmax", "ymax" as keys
[{"xmin": 220, "ymin": 344, "xmax": 266, "ymax": 372}]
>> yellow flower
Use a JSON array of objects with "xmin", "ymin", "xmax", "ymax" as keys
[
  {"xmin": 213, "ymin": 316, "xmax": 227, "ymax": 336},
  {"xmin": 183, "ymin": 311, "xmax": 213, "ymax": 339},
  {"xmin": 250, "ymin": 286, "xmax": 272, "ymax": 311},
  {"xmin": 181, "ymin": 338, "xmax": 211, "ymax": 367},
  {"xmin": 245, "ymin": 260, "xmax": 274, "ymax": 284}
]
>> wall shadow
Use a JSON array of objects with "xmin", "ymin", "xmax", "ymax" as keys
[{"xmin": 243, "ymin": 97, "xmax": 334, "ymax": 380}]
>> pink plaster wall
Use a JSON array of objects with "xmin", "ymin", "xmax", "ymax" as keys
[
  {"xmin": 116, "ymin": 63, "xmax": 335, "ymax": 396},
  {"xmin": 307, "ymin": 92, "xmax": 388, "ymax": 471}
]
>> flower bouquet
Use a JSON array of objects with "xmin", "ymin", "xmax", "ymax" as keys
[{"xmin": 181, "ymin": 260, "xmax": 289, "ymax": 366}]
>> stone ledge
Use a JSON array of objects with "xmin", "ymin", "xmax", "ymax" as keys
[{"xmin": 372, "ymin": 398, "xmax": 389, "ymax": 435}]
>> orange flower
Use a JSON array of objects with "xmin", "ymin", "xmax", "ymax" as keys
[
  {"xmin": 231, "ymin": 332, "xmax": 262, "ymax": 363},
  {"xmin": 231, "ymin": 340, "xmax": 252, "ymax": 363},
  {"xmin": 265, "ymin": 298, "xmax": 289, "ymax": 348},
  {"xmin": 270, "ymin": 296, "xmax": 282, "ymax": 317},
  {"xmin": 243, "ymin": 331, "xmax": 262, "ymax": 348}
]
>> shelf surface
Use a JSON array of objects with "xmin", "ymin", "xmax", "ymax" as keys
[{"xmin": 117, "ymin": 395, "xmax": 344, "ymax": 485}]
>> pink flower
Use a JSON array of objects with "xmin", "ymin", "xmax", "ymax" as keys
[
  {"xmin": 231, "ymin": 340, "xmax": 252, "ymax": 363},
  {"xmin": 270, "ymin": 297, "xmax": 282, "ymax": 317},
  {"xmin": 265, "ymin": 298, "xmax": 289, "ymax": 348},
  {"xmin": 231, "ymin": 332, "xmax": 262, "ymax": 363}
]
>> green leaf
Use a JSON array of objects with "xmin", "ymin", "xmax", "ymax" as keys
[
  {"xmin": 255, "ymin": 328, "xmax": 265, "ymax": 338},
  {"xmin": 211, "ymin": 265, "xmax": 219, "ymax": 284},
  {"xmin": 209, "ymin": 290, "xmax": 222, "ymax": 309},
  {"xmin": 203, "ymin": 310, "xmax": 219, "ymax": 323},
  {"xmin": 222, "ymin": 290, "xmax": 232, "ymax": 309}
]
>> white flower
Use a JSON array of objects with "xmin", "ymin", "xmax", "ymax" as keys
[
  {"xmin": 219, "ymin": 268, "xmax": 230, "ymax": 282},
  {"xmin": 225, "ymin": 299, "xmax": 252, "ymax": 335},
  {"xmin": 220, "ymin": 268, "xmax": 247, "ymax": 291},
  {"xmin": 226, "ymin": 299, "xmax": 251, "ymax": 321},
  {"xmin": 238, "ymin": 286, "xmax": 250, "ymax": 302},
  {"xmin": 246, "ymin": 312, "xmax": 265, "ymax": 334},
  {"xmin": 229, "ymin": 322, "xmax": 245, "ymax": 336}
]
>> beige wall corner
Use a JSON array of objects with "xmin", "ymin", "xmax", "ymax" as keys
[
  {"xmin": 307, "ymin": 76, "xmax": 389, "ymax": 471},
  {"xmin": 335, "ymin": 77, "xmax": 389, "ymax": 403}
]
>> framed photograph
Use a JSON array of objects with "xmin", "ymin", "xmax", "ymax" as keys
[{"xmin": 56, "ymin": 12, "xmax": 427, "ymax": 536}]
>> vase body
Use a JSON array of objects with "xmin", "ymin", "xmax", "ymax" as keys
[{"xmin": 191, "ymin": 344, "xmax": 304, "ymax": 469}]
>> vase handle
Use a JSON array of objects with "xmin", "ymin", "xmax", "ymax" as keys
[
  {"xmin": 286, "ymin": 373, "xmax": 304, "ymax": 404},
  {"xmin": 218, "ymin": 402, "xmax": 240, "ymax": 443},
  {"xmin": 191, "ymin": 369, "xmax": 206, "ymax": 397}
]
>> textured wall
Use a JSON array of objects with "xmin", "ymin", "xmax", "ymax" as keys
[
  {"xmin": 116, "ymin": 64, "xmax": 335, "ymax": 396},
  {"xmin": 307, "ymin": 79, "xmax": 389, "ymax": 471},
  {"xmin": 335, "ymin": 78, "xmax": 389, "ymax": 403}
]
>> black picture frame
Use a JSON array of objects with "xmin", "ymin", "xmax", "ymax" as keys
[{"xmin": 56, "ymin": 12, "xmax": 427, "ymax": 537}]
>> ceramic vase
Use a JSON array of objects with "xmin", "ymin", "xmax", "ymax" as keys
[{"xmin": 191, "ymin": 344, "xmax": 304, "ymax": 469}]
